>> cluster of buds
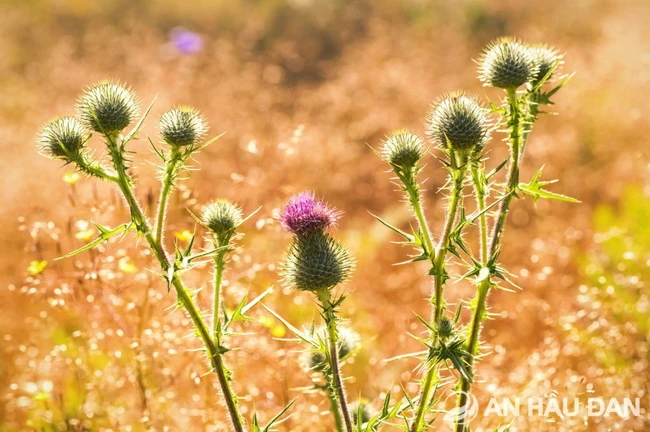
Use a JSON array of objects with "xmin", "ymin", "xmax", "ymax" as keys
[
  {"xmin": 478, "ymin": 38, "xmax": 563, "ymax": 89},
  {"xmin": 38, "ymin": 81, "xmax": 211, "ymax": 177}
]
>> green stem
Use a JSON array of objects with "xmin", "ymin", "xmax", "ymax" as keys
[
  {"xmin": 327, "ymin": 382, "xmax": 346, "ymax": 432},
  {"xmin": 212, "ymin": 248, "xmax": 226, "ymax": 340},
  {"xmin": 454, "ymin": 88, "xmax": 522, "ymax": 432},
  {"xmin": 488, "ymin": 88, "xmax": 521, "ymax": 256},
  {"xmin": 106, "ymin": 136, "xmax": 245, "ymax": 432},
  {"xmin": 470, "ymin": 163, "xmax": 489, "ymax": 264},
  {"xmin": 453, "ymin": 278, "xmax": 490, "ymax": 432},
  {"xmin": 410, "ymin": 156, "xmax": 466, "ymax": 432},
  {"xmin": 318, "ymin": 289, "xmax": 353, "ymax": 432},
  {"xmin": 408, "ymin": 185, "xmax": 436, "ymax": 263},
  {"xmin": 154, "ymin": 146, "xmax": 182, "ymax": 247}
]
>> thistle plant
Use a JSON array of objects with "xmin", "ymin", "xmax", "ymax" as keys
[
  {"xmin": 279, "ymin": 192, "xmax": 357, "ymax": 431},
  {"xmin": 376, "ymin": 38, "xmax": 574, "ymax": 432},
  {"xmin": 36, "ymin": 81, "xmax": 288, "ymax": 432}
]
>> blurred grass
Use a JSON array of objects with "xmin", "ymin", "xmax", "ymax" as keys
[{"xmin": 1, "ymin": 0, "xmax": 649, "ymax": 430}]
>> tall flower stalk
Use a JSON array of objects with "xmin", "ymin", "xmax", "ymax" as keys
[
  {"xmin": 377, "ymin": 38, "xmax": 574, "ymax": 432},
  {"xmin": 280, "ymin": 192, "xmax": 355, "ymax": 432},
  {"xmin": 37, "ymin": 81, "xmax": 286, "ymax": 432}
]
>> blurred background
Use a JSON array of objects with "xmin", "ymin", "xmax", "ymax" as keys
[{"xmin": 1, "ymin": 0, "xmax": 649, "ymax": 431}]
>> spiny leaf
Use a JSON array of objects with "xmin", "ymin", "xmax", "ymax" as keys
[
  {"xmin": 519, "ymin": 166, "xmax": 580, "ymax": 203},
  {"xmin": 55, "ymin": 222, "xmax": 131, "ymax": 260},
  {"xmin": 260, "ymin": 398, "xmax": 297, "ymax": 431},
  {"xmin": 370, "ymin": 212, "xmax": 414, "ymax": 242},
  {"xmin": 261, "ymin": 304, "xmax": 316, "ymax": 346}
]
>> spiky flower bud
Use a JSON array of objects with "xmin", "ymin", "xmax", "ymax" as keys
[
  {"xmin": 382, "ymin": 131, "xmax": 424, "ymax": 169},
  {"xmin": 38, "ymin": 117, "xmax": 88, "ymax": 159},
  {"xmin": 301, "ymin": 326, "xmax": 360, "ymax": 372},
  {"xmin": 437, "ymin": 317, "xmax": 454, "ymax": 339},
  {"xmin": 77, "ymin": 81, "xmax": 139, "ymax": 134},
  {"xmin": 426, "ymin": 94, "xmax": 491, "ymax": 151},
  {"xmin": 350, "ymin": 401, "xmax": 374, "ymax": 426},
  {"xmin": 158, "ymin": 106, "xmax": 208, "ymax": 147},
  {"xmin": 280, "ymin": 192, "xmax": 341, "ymax": 237},
  {"xmin": 478, "ymin": 39, "xmax": 538, "ymax": 89},
  {"xmin": 282, "ymin": 232, "xmax": 354, "ymax": 292},
  {"xmin": 202, "ymin": 200, "xmax": 243, "ymax": 237},
  {"xmin": 529, "ymin": 45, "xmax": 562, "ymax": 86}
]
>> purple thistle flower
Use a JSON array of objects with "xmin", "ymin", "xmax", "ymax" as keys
[
  {"xmin": 170, "ymin": 27, "xmax": 204, "ymax": 55},
  {"xmin": 281, "ymin": 192, "xmax": 341, "ymax": 236}
]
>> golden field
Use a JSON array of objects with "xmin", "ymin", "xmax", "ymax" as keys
[{"xmin": 1, "ymin": 1, "xmax": 649, "ymax": 431}]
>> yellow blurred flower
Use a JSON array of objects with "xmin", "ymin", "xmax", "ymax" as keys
[
  {"xmin": 174, "ymin": 229, "xmax": 194, "ymax": 242},
  {"xmin": 74, "ymin": 229, "xmax": 95, "ymax": 242},
  {"xmin": 28, "ymin": 260, "xmax": 48, "ymax": 276},
  {"xmin": 63, "ymin": 172, "xmax": 80, "ymax": 185},
  {"xmin": 118, "ymin": 258, "xmax": 138, "ymax": 274},
  {"xmin": 270, "ymin": 325, "xmax": 286, "ymax": 338}
]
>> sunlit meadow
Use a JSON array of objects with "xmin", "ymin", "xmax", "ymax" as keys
[{"xmin": 1, "ymin": 1, "xmax": 649, "ymax": 431}]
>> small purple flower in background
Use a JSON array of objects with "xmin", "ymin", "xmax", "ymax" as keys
[
  {"xmin": 170, "ymin": 27, "xmax": 204, "ymax": 55},
  {"xmin": 281, "ymin": 192, "xmax": 341, "ymax": 236}
]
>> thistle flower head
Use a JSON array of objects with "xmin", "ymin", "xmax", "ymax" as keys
[
  {"xmin": 38, "ymin": 117, "xmax": 88, "ymax": 159},
  {"xmin": 382, "ymin": 130, "xmax": 424, "ymax": 169},
  {"xmin": 529, "ymin": 45, "xmax": 563, "ymax": 86},
  {"xmin": 282, "ymin": 232, "xmax": 354, "ymax": 292},
  {"xmin": 158, "ymin": 106, "xmax": 208, "ymax": 147},
  {"xmin": 280, "ymin": 192, "xmax": 341, "ymax": 236},
  {"xmin": 202, "ymin": 200, "xmax": 243, "ymax": 237},
  {"xmin": 77, "ymin": 81, "xmax": 140, "ymax": 134},
  {"xmin": 437, "ymin": 317, "xmax": 454, "ymax": 339},
  {"xmin": 426, "ymin": 93, "xmax": 491, "ymax": 151},
  {"xmin": 300, "ymin": 326, "xmax": 360, "ymax": 372},
  {"xmin": 478, "ymin": 38, "xmax": 538, "ymax": 89}
]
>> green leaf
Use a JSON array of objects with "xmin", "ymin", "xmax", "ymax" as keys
[
  {"xmin": 123, "ymin": 96, "xmax": 157, "ymax": 144},
  {"xmin": 370, "ymin": 212, "xmax": 414, "ymax": 242},
  {"xmin": 223, "ymin": 287, "xmax": 273, "ymax": 332},
  {"xmin": 56, "ymin": 222, "xmax": 131, "ymax": 260},
  {"xmin": 261, "ymin": 304, "xmax": 316, "ymax": 346},
  {"xmin": 519, "ymin": 166, "xmax": 580, "ymax": 204},
  {"xmin": 260, "ymin": 398, "xmax": 297, "ymax": 431}
]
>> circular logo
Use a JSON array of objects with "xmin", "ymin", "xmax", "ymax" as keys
[{"xmin": 442, "ymin": 390, "xmax": 479, "ymax": 426}]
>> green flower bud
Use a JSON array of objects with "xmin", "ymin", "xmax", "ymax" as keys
[
  {"xmin": 202, "ymin": 200, "xmax": 243, "ymax": 237},
  {"xmin": 158, "ymin": 106, "xmax": 208, "ymax": 147},
  {"xmin": 77, "ymin": 81, "xmax": 139, "ymax": 134},
  {"xmin": 437, "ymin": 317, "xmax": 454, "ymax": 339},
  {"xmin": 426, "ymin": 94, "xmax": 491, "ymax": 151},
  {"xmin": 282, "ymin": 232, "xmax": 354, "ymax": 292},
  {"xmin": 38, "ymin": 117, "xmax": 88, "ymax": 159},
  {"xmin": 301, "ymin": 326, "xmax": 360, "ymax": 372},
  {"xmin": 529, "ymin": 45, "xmax": 563, "ymax": 86},
  {"xmin": 478, "ymin": 38, "xmax": 538, "ymax": 89},
  {"xmin": 382, "ymin": 130, "xmax": 424, "ymax": 169},
  {"xmin": 350, "ymin": 400, "xmax": 374, "ymax": 426}
]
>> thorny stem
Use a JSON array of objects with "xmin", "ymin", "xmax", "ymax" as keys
[
  {"xmin": 406, "ymin": 175, "xmax": 436, "ymax": 263},
  {"xmin": 154, "ymin": 145, "xmax": 182, "ymax": 247},
  {"xmin": 488, "ymin": 88, "xmax": 521, "ymax": 256},
  {"xmin": 326, "ymin": 378, "xmax": 346, "ymax": 432},
  {"xmin": 411, "ymin": 154, "xmax": 466, "ymax": 432},
  {"xmin": 318, "ymin": 289, "xmax": 353, "ymax": 432},
  {"xmin": 454, "ymin": 88, "xmax": 523, "ymax": 432},
  {"xmin": 470, "ymin": 161, "xmax": 489, "ymax": 264},
  {"xmin": 106, "ymin": 135, "xmax": 246, "ymax": 432},
  {"xmin": 212, "ymin": 244, "xmax": 227, "ymax": 341}
]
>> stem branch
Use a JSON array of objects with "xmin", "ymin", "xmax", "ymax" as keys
[
  {"xmin": 318, "ymin": 289, "xmax": 353, "ymax": 432},
  {"xmin": 106, "ymin": 136, "xmax": 245, "ymax": 432}
]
